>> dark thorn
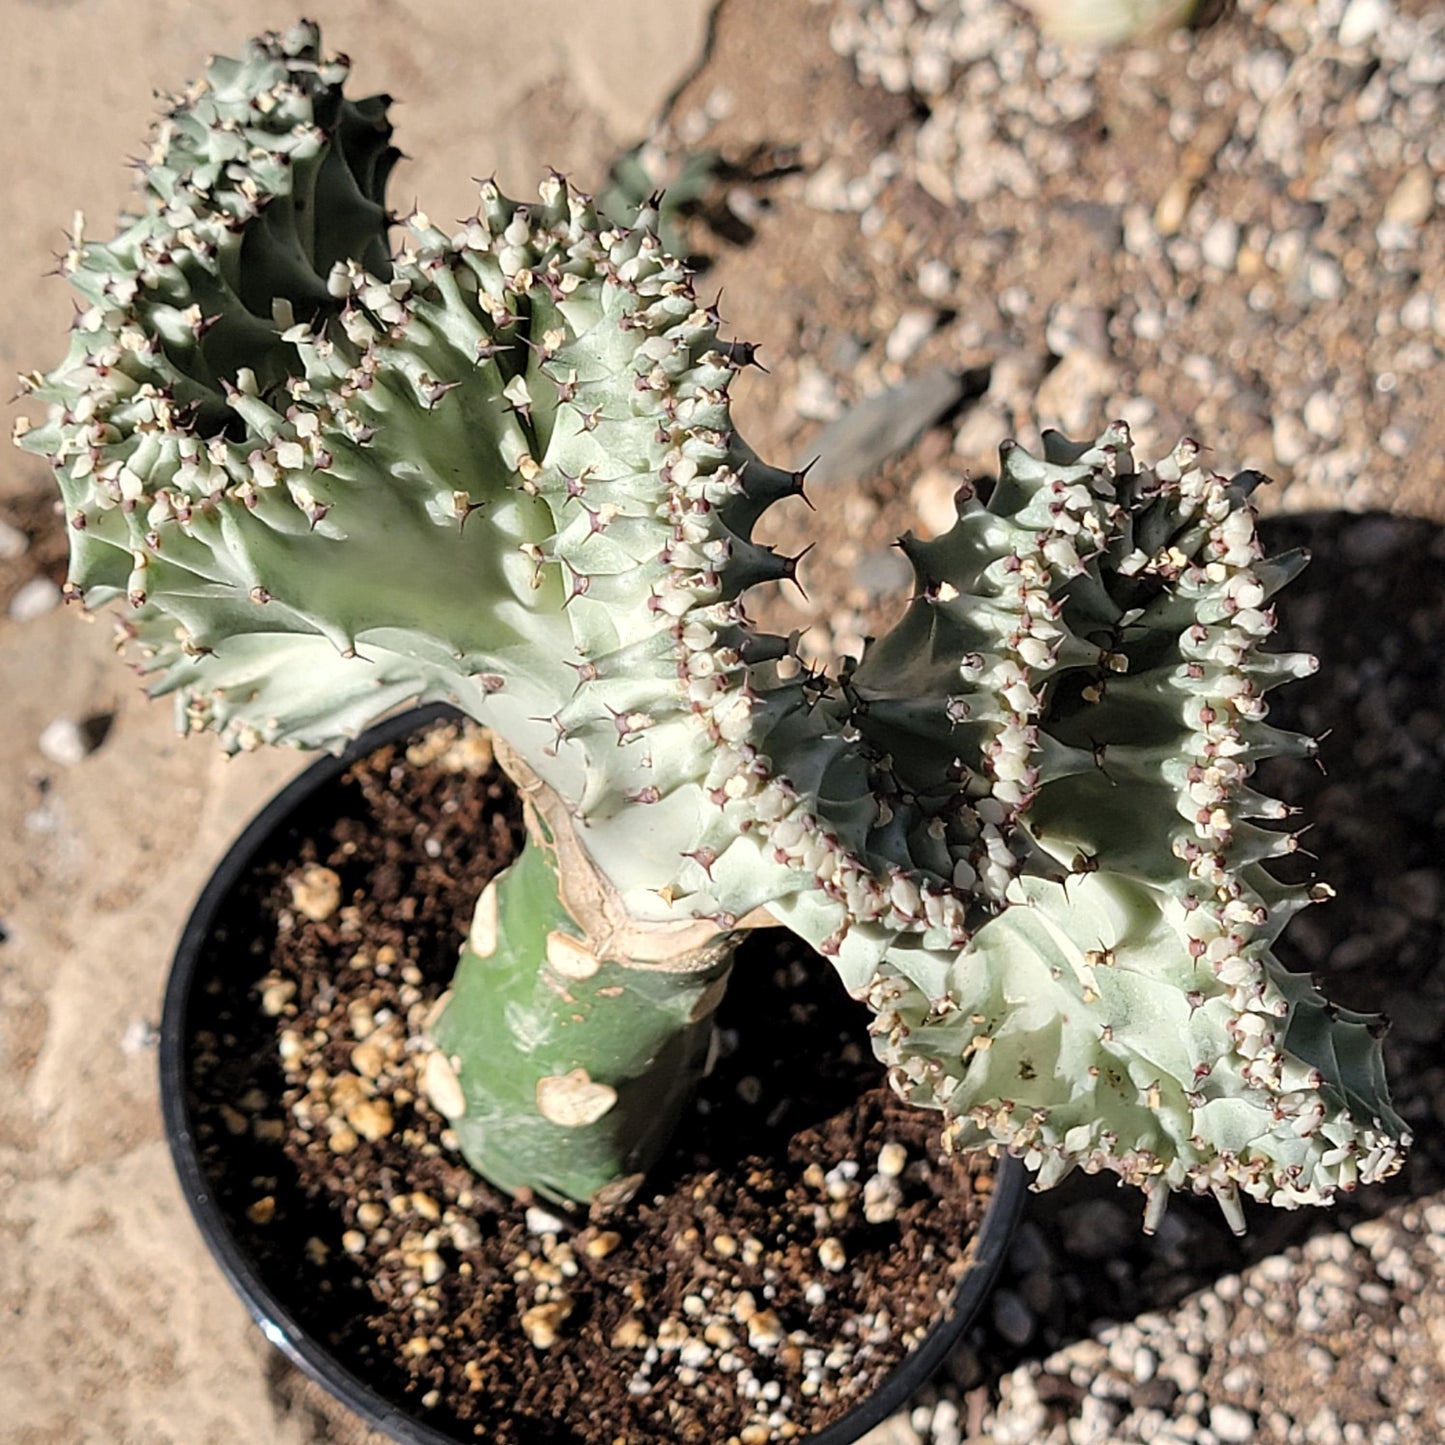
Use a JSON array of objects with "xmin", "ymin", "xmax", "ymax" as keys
[{"xmin": 781, "ymin": 542, "xmax": 814, "ymax": 601}]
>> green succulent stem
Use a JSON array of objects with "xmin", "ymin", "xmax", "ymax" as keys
[{"xmin": 429, "ymin": 818, "xmax": 735, "ymax": 1210}]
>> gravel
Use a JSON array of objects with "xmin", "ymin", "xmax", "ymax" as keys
[
  {"xmin": 821, "ymin": 0, "xmax": 1445, "ymax": 511},
  {"xmin": 8, "ymin": 574, "xmax": 61, "ymax": 622}
]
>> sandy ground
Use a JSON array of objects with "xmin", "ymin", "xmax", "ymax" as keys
[{"xmin": 0, "ymin": 4, "xmax": 709, "ymax": 1440}]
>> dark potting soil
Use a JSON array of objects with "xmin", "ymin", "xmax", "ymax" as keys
[{"xmin": 186, "ymin": 719, "xmax": 994, "ymax": 1445}]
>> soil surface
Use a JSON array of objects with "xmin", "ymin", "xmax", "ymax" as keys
[{"xmin": 185, "ymin": 719, "xmax": 994, "ymax": 1445}]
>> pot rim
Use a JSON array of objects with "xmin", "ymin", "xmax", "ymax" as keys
[{"xmin": 160, "ymin": 703, "xmax": 1027, "ymax": 1445}]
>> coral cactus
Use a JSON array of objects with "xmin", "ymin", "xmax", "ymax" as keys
[{"xmin": 17, "ymin": 24, "xmax": 1407, "ymax": 1228}]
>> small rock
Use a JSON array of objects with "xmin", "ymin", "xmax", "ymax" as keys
[
  {"xmin": 1020, "ymin": 1268, "xmax": 1055, "ymax": 1316},
  {"xmin": 346, "ymin": 1098, "xmax": 393, "ymax": 1142},
  {"xmin": 858, "ymin": 1416, "xmax": 924, "ymax": 1445},
  {"xmin": 862, "ymin": 1172, "xmax": 902, "ymax": 1223},
  {"xmin": 1380, "ymin": 424, "xmax": 1411, "ymax": 458},
  {"xmin": 0, "ymin": 517, "xmax": 28, "ymax": 560},
  {"xmin": 521, "ymin": 1297, "xmax": 573, "ymax": 1349},
  {"xmin": 877, "ymin": 1141, "xmax": 907, "ymax": 1178},
  {"xmin": 1008, "ymin": 1221, "xmax": 1053, "ymax": 1276},
  {"xmin": 1338, "ymin": 0, "xmax": 1388, "ymax": 47},
  {"xmin": 260, "ymin": 978, "xmax": 297, "ymax": 1016},
  {"xmin": 327, "ymin": 1123, "xmax": 359, "ymax": 1155},
  {"xmin": 911, "ymin": 466, "xmax": 965, "ymax": 539},
  {"xmin": 38, "ymin": 718, "xmax": 91, "ymax": 767},
  {"xmin": 1159, "ymin": 1351, "xmax": 1203, "ymax": 1393},
  {"xmin": 1209, "ymin": 1403, "xmax": 1257, "ymax": 1443},
  {"xmin": 9, "ymin": 575, "xmax": 62, "ymax": 622},
  {"xmin": 916, "ymin": 258, "xmax": 956, "ymax": 302},
  {"xmin": 951, "ymin": 405, "xmax": 1011, "ymax": 464},
  {"xmin": 1035, "ymin": 351, "xmax": 1114, "ymax": 435},
  {"xmin": 1200, "ymin": 216, "xmax": 1240, "ymax": 271},
  {"xmin": 1306, "ymin": 254, "xmax": 1344, "ymax": 303},
  {"xmin": 745, "ymin": 1308, "xmax": 784, "ymax": 1350},
  {"xmin": 1377, "ymin": 219, "xmax": 1418, "ymax": 253},
  {"xmin": 987, "ymin": 352, "xmax": 1050, "ymax": 411},
  {"xmin": 802, "ymin": 160, "xmax": 852, "ymax": 213},
  {"xmin": 525, "ymin": 1205, "xmax": 569, "ymax": 1237},
  {"xmin": 422, "ymin": 1049, "xmax": 467, "ymax": 1119},
  {"xmin": 794, "ymin": 361, "xmax": 843, "ymax": 423},
  {"xmin": 1272, "ymin": 413, "xmax": 1311, "ymax": 469},
  {"xmin": 991, "ymin": 1288, "xmax": 1035, "ymax": 1346},
  {"xmin": 289, "ymin": 864, "xmax": 342, "ymax": 922},
  {"xmin": 1245, "ymin": 48, "xmax": 1290, "ymax": 104},
  {"xmin": 1044, "ymin": 302, "xmax": 1111, "ymax": 358},
  {"xmin": 1303, "ymin": 390, "xmax": 1341, "ymax": 441},
  {"xmin": 885, "ymin": 309, "xmax": 940, "ymax": 365},
  {"xmin": 1074, "ymin": 1394, "xmax": 1122, "ymax": 1444},
  {"xmin": 1384, "ymin": 164, "xmax": 1435, "ymax": 228},
  {"xmin": 1386, "ymin": 868, "xmax": 1440, "ymax": 921},
  {"xmin": 1154, "ymin": 177, "xmax": 1194, "ymax": 237},
  {"xmin": 1399, "ymin": 291, "xmax": 1434, "ymax": 331}
]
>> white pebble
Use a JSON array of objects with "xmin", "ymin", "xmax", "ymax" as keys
[
  {"xmin": 1200, "ymin": 217, "xmax": 1240, "ymax": 272},
  {"xmin": 9, "ymin": 575, "xmax": 62, "ymax": 622},
  {"xmin": 1399, "ymin": 292, "xmax": 1434, "ymax": 331},
  {"xmin": 1384, "ymin": 165, "xmax": 1435, "ymax": 228},
  {"xmin": 1338, "ymin": 0, "xmax": 1388, "ymax": 47},
  {"xmin": 0, "ymin": 518, "xmax": 28, "ymax": 560},
  {"xmin": 1210, "ymin": 1402, "xmax": 1257, "ymax": 1443},
  {"xmin": 916, "ymin": 259, "xmax": 956, "ymax": 302},
  {"xmin": 38, "ymin": 718, "xmax": 91, "ymax": 767},
  {"xmin": 885, "ymin": 309, "xmax": 939, "ymax": 365},
  {"xmin": 1303, "ymin": 391, "xmax": 1342, "ymax": 440},
  {"xmin": 793, "ymin": 362, "xmax": 843, "ymax": 423},
  {"xmin": 877, "ymin": 1141, "xmax": 907, "ymax": 1178},
  {"xmin": 1306, "ymin": 255, "xmax": 1344, "ymax": 303},
  {"xmin": 1272, "ymin": 413, "xmax": 1311, "ymax": 468},
  {"xmin": 525, "ymin": 1206, "xmax": 568, "ymax": 1237},
  {"xmin": 1246, "ymin": 50, "xmax": 1290, "ymax": 105},
  {"xmin": 999, "ymin": 285, "xmax": 1031, "ymax": 318},
  {"xmin": 1381, "ymin": 425, "xmax": 1411, "ymax": 458}
]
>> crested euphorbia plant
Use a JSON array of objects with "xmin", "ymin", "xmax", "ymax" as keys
[{"xmin": 18, "ymin": 25, "xmax": 1407, "ymax": 1231}]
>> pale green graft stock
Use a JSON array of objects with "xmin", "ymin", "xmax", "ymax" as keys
[{"xmin": 17, "ymin": 24, "xmax": 1407, "ymax": 1229}]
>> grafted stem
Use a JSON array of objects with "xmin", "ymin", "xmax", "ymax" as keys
[{"xmin": 428, "ymin": 745, "xmax": 742, "ymax": 1209}]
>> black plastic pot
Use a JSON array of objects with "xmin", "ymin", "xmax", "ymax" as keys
[{"xmin": 160, "ymin": 704, "xmax": 1027, "ymax": 1445}]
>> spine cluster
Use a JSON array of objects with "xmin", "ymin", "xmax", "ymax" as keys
[{"xmin": 847, "ymin": 435, "xmax": 1405, "ymax": 1227}]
